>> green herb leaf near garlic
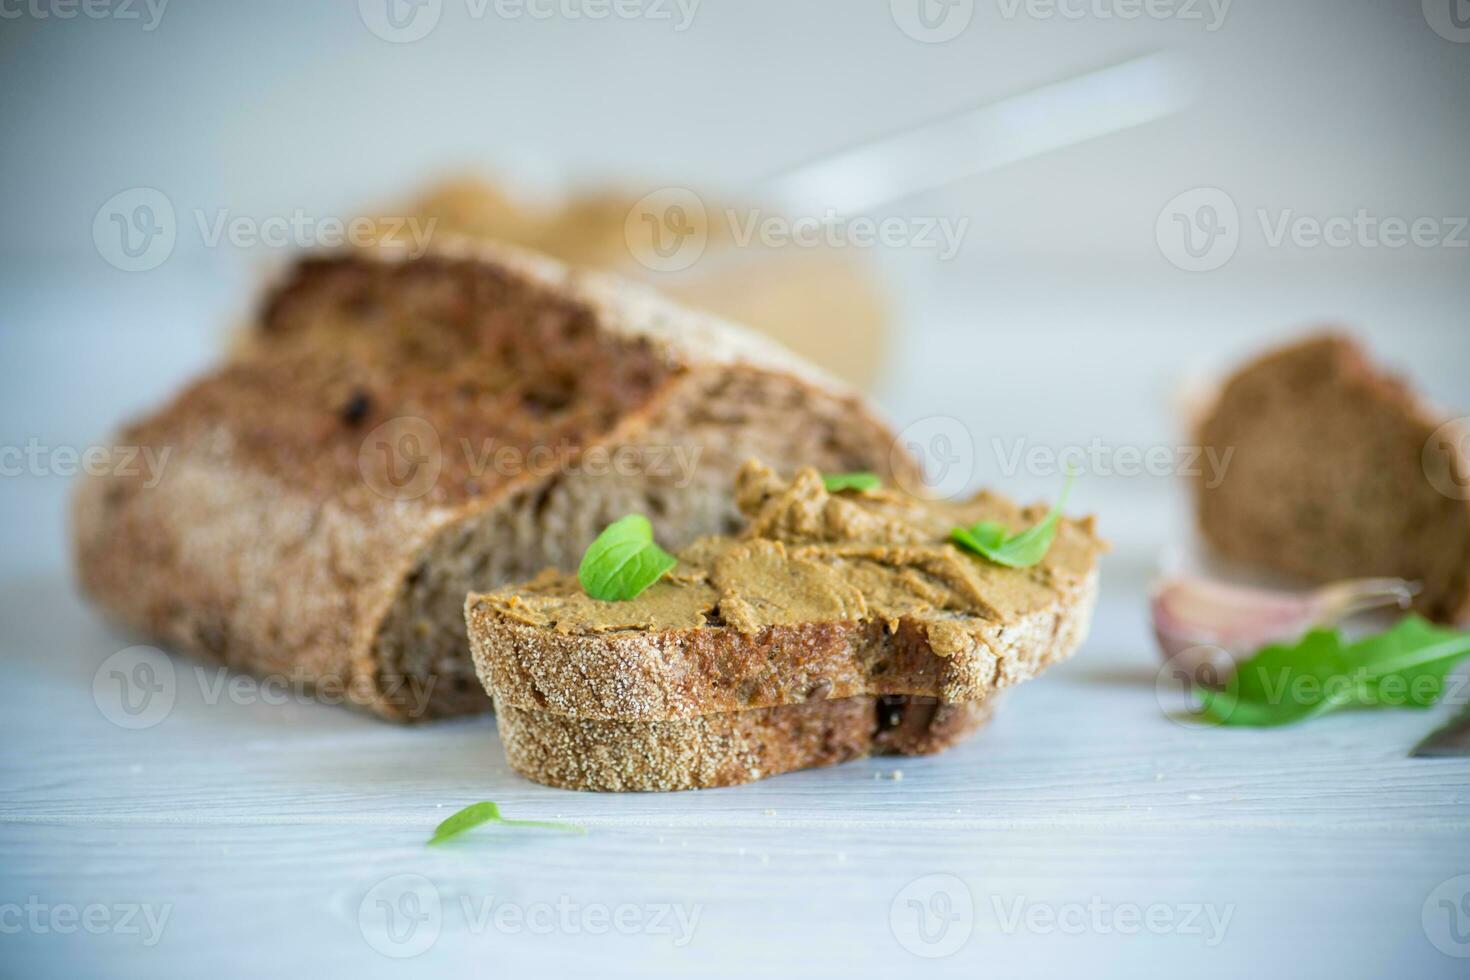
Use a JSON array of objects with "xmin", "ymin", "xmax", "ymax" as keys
[{"xmin": 1193, "ymin": 615, "xmax": 1470, "ymax": 728}]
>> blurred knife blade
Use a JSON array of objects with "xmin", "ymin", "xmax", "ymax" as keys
[
  {"xmin": 1411, "ymin": 703, "xmax": 1470, "ymax": 757},
  {"xmin": 760, "ymin": 51, "xmax": 1197, "ymax": 215}
]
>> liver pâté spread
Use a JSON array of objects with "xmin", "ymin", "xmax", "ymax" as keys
[{"xmin": 480, "ymin": 461, "xmax": 1105, "ymax": 654}]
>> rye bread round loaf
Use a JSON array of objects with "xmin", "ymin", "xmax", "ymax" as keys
[
  {"xmin": 71, "ymin": 238, "xmax": 915, "ymax": 720},
  {"xmin": 1194, "ymin": 333, "xmax": 1470, "ymax": 623}
]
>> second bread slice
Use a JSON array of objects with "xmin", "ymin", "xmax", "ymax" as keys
[{"xmin": 494, "ymin": 695, "xmax": 993, "ymax": 791}]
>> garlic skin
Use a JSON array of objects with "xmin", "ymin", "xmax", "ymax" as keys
[{"xmin": 1151, "ymin": 574, "xmax": 1417, "ymax": 671}]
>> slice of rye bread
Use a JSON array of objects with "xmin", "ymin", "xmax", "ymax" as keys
[
  {"xmin": 71, "ymin": 238, "xmax": 915, "ymax": 721},
  {"xmin": 494, "ymin": 695, "xmax": 994, "ymax": 792},
  {"xmin": 466, "ymin": 463, "xmax": 1104, "ymax": 723},
  {"xmin": 1194, "ymin": 333, "xmax": 1470, "ymax": 623}
]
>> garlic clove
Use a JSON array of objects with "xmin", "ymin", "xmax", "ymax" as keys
[{"xmin": 1151, "ymin": 574, "xmax": 1417, "ymax": 669}]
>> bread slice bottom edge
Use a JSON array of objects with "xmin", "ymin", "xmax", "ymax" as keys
[{"xmin": 493, "ymin": 695, "xmax": 994, "ymax": 792}]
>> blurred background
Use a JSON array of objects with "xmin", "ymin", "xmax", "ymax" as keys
[{"xmin": 2, "ymin": 0, "xmax": 1468, "ymax": 577}]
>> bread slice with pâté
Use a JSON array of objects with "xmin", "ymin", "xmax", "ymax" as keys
[{"xmin": 466, "ymin": 461, "xmax": 1104, "ymax": 789}]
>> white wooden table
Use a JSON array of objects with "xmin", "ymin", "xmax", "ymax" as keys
[
  {"xmin": 5, "ymin": 564, "xmax": 1470, "ymax": 978},
  {"xmin": 4, "ymin": 262, "xmax": 1469, "ymax": 979}
]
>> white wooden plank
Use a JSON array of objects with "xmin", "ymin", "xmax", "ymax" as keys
[
  {"xmin": 5, "ymin": 576, "xmax": 1467, "ymax": 834},
  {"xmin": 2, "ymin": 822, "xmax": 1465, "ymax": 980},
  {"xmin": 5, "ymin": 566, "xmax": 1469, "ymax": 977}
]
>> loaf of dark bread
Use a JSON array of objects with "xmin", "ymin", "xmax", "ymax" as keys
[
  {"xmin": 1194, "ymin": 333, "xmax": 1470, "ymax": 623},
  {"xmin": 71, "ymin": 240, "xmax": 913, "ymax": 720}
]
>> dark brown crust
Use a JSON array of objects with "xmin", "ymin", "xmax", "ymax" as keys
[
  {"xmin": 494, "ymin": 695, "xmax": 994, "ymax": 791},
  {"xmin": 242, "ymin": 252, "xmax": 675, "ymax": 509},
  {"xmin": 466, "ymin": 567, "xmax": 1099, "ymax": 721},
  {"xmin": 1194, "ymin": 332, "xmax": 1470, "ymax": 623},
  {"xmin": 71, "ymin": 240, "xmax": 912, "ymax": 720}
]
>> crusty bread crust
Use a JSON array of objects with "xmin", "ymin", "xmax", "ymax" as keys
[
  {"xmin": 72, "ymin": 240, "xmax": 913, "ymax": 720},
  {"xmin": 1194, "ymin": 332, "xmax": 1470, "ymax": 623},
  {"xmin": 494, "ymin": 695, "xmax": 994, "ymax": 792},
  {"xmin": 351, "ymin": 234, "xmax": 855, "ymax": 395},
  {"xmin": 467, "ymin": 567, "xmax": 1098, "ymax": 721}
]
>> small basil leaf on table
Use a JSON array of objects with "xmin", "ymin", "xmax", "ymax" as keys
[
  {"xmin": 822, "ymin": 472, "xmax": 881, "ymax": 493},
  {"xmin": 950, "ymin": 475, "xmax": 1074, "ymax": 568},
  {"xmin": 428, "ymin": 802, "xmax": 585, "ymax": 845},
  {"xmin": 578, "ymin": 514, "xmax": 678, "ymax": 601}
]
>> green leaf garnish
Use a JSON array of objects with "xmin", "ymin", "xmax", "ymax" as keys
[
  {"xmin": 427, "ymin": 802, "xmax": 585, "ymax": 845},
  {"xmin": 1196, "ymin": 615, "xmax": 1470, "ymax": 727},
  {"xmin": 578, "ymin": 514, "xmax": 678, "ymax": 601},
  {"xmin": 950, "ymin": 474, "xmax": 1074, "ymax": 568},
  {"xmin": 822, "ymin": 472, "xmax": 881, "ymax": 493}
]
